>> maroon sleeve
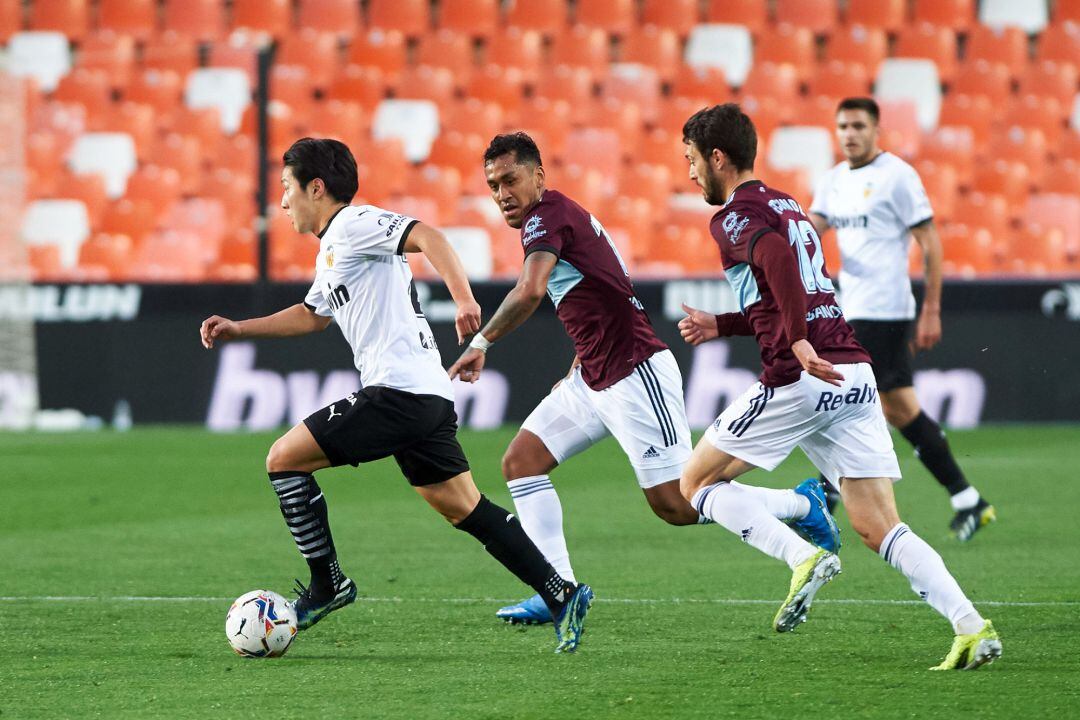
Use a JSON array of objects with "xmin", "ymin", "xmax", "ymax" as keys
[
  {"xmin": 714, "ymin": 312, "xmax": 754, "ymax": 337},
  {"xmin": 521, "ymin": 208, "xmax": 565, "ymax": 258},
  {"xmin": 750, "ymin": 232, "xmax": 808, "ymax": 345}
]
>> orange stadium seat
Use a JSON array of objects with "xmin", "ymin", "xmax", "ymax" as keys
[
  {"xmin": 604, "ymin": 64, "xmax": 662, "ymax": 124},
  {"xmin": 441, "ymin": 98, "xmax": 505, "ymax": 141},
  {"xmin": 913, "ymin": 159, "xmax": 958, "ymax": 222},
  {"xmin": 584, "ymin": 96, "xmax": 645, "ymax": 150},
  {"xmin": 271, "ymin": 64, "xmax": 317, "ymax": 111},
  {"xmin": 396, "ymin": 64, "xmax": 457, "ymax": 104},
  {"xmin": 163, "ymin": 105, "xmax": 223, "ymax": 156},
  {"xmin": 877, "ymin": 99, "xmax": 921, "ymax": 159},
  {"xmin": 796, "ymin": 93, "xmax": 843, "ymax": 129},
  {"xmin": 60, "ymin": 171, "xmax": 109, "ymax": 229},
  {"xmin": 28, "ymin": 245, "xmax": 64, "ymax": 281},
  {"xmin": 774, "ymin": 0, "xmax": 838, "ymax": 36},
  {"xmin": 416, "ymin": 29, "xmax": 476, "ymax": 81},
  {"xmin": 894, "ymin": 22, "xmax": 958, "ymax": 83},
  {"xmin": 564, "ymin": 125, "xmax": 622, "ymax": 176},
  {"xmin": 298, "ymin": 0, "xmax": 363, "ymax": 40},
  {"xmin": 1057, "ymin": 0, "xmax": 1080, "ymax": 22},
  {"xmin": 142, "ymin": 33, "xmax": 199, "ymax": 77},
  {"xmin": 845, "ymin": 0, "xmax": 906, "ymax": 33},
  {"xmin": 31, "ymin": 0, "xmax": 90, "ymax": 41},
  {"xmin": 575, "ymin": 0, "xmax": 635, "ymax": 36},
  {"xmin": 534, "ymin": 64, "xmax": 596, "ymax": 109},
  {"xmin": 408, "ymin": 164, "xmax": 463, "ymax": 220},
  {"xmin": 966, "ymin": 25, "xmax": 1029, "ymax": 77},
  {"xmin": 670, "ymin": 66, "xmax": 730, "ymax": 104},
  {"xmin": 973, "ymin": 160, "xmax": 1032, "ymax": 208},
  {"xmin": 1037, "ymin": 21, "xmax": 1080, "ymax": 64},
  {"xmin": 277, "ymin": 30, "xmax": 340, "ymax": 91},
  {"xmin": 620, "ymin": 25, "xmax": 680, "ymax": 83},
  {"xmin": 596, "ymin": 195, "xmax": 657, "ymax": 263},
  {"xmin": 953, "ymin": 193, "xmax": 1009, "ymax": 239},
  {"xmin": 125, "ymin": 164, "xmax": 183, "ymax": 214},
  {"xmin": 939, "ymin": 93, "xmax": 994, "ymax": 145},
  {"xmin": 207, "ymin": 41, "xmax": 260, "ymax": 86},
  {"xmin": 132, "ymin": 230, "xmax": 209, "ymax": 282},
  {"xmin": 327, "ymin": 65, "xmax": 392, "ymax": 109},
  {"xmin": 0, "ymin": 0, "xmax": 21, "ymax": 43},
  {"xmin": 466, "ymin": 64, "xmax": 526, "ymax": 113},
  {"xmin": 756, "ymin": 24, "xmax": 815, "ymax": 79},
  {"xmin": 1018, "ymin": 60, "xmax": 1079, "ymax": 107},
  {"xmin": 91, "ymin": 101, "xmax": 156, "ymax": 159},
  {"xmin": 429, "ymin": 130, "xmax": 487, "ymax": 182},
  {"xmin": 994, "ymin": 126, "xmax": 1050, "ymax": 181},
  {"xmin": 213, "ymin": 132, "xmax": 258, "ymax": 176},
  {"xmin": 824, "ymin": 25, "xmax": 887, "ymax": 69},
  {"xmin": 486, "ymin": 28, "xmax": 544, "ymax": 83},
  {"xmin": 512, "ymin": 96, "xmax": 572, "ymax": 161},
  {"xmin": 100, "ymin": 198, "xmax": 156, "ymax": 241},
  {"xmin": 215, "ymin": 228, "xmax": 258, "ymax": 273},
  {"xmin": 1041, "ymin": 157, "xmax": 1080, "ymax": 194},
  {"xmin": 307, "ymin": 99, "xmax": 369, "ymax": 150},
  {"xmin": 550, "ymin": 25, "xmax": 611, "ymax": 75},
  {"xmin": 921, "ymin": 126, "xmax": 975, "ymax": 186},
  {"xmin": 149, "ymin": 133, "xmax": 206, "ymax": 194},
  {"xmin": 367, "ymin": 0, "xmax": 430, "ymax": 38},
  {"xmin": 231, "ymin": 0, "xmax": 290, "ymax": 39},
  {"xmin": 950, "ymin": 60, "xmax": 1012, "ymax": 104},
  {"xmin": 741, "ymin": 62, "xmax": 801, "ymax": 106},
  {"xmin": 1008, "ymin": 225, "xmax": 1074, "ymax": 275},
  {"xmin": 125, "ymin": 69, "xmax": 182, "ymax": 114},
  {"xmin": 96, "ymin": 0, "xmax": 156, "ymax": 41},
  {"xmin": 939, "ymin": 224, "xmax": 1000, "ymax": 276},
  {"xmin": 617, "ymin": 163, "xmax": 671, "ymax": 210},
  {"xmin": 1005, "ymin": 94, "xmax": 1067, "ymax": 144},
  {"xmin": 706, "ymin": 0, "xmax": 767, "ymax": 35},
  {"xmin": 163, "ymin": 0, "xmax": 225, "ymax": 42},
  {"xmin": 913, "ymin": 0, "xmax": 974, "ymax": 32},
  {"xmin": 79, "ymin": 232, "xmax": 135, "ymax": 279},
  {"xmin": 642, "ymin": 0, "xmax": 699, "ymax": 37},
  {"xmin": 75, "ymin": 31, "xmax": 137, "ymax": 90},
  {"xmin": 440, "ymin": 0, "xmax": 499, "ymax": 39},
  {"xmin": 1027, "ymin": 193, "xmax": 1080, "ymax": 255},
  {"xmin": 807, "ymin": 61, "xmax": 871, "ymax": 98},
  {"xmin": 53, "ymin": 68, "xmax": 112, "ymax": 108},
  {"xmin": 207, "ymin": 166, "xmax": 257, "ymax": 228},
  {"xmin": 346, "ymin": 29, "xmax": 407, "ymax": 80},
  {"xmin": 504, "ymin": 0, "xmax": 568, "ymax": 37}
]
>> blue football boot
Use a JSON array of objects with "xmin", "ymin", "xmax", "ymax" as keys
[
  {"xmin": 793, "ymin": 478, "xmax": 841, "ymax": 552},
  {"xmin": 291, "ymin": 577, "xmax": 357, "ymax": 630},
  {"xmin": 495, "ymin": 593, "xmax": 553, "ymax": 625}
]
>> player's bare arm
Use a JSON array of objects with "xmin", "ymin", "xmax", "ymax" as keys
[
  {"xmin": 809, "ymin": 212, "xmax": 830, "ymax": 239},
  {"xmin": 448, "ymin": 250, "xmax": 556, "ymax": 383},
  {"xmin": 402, "ymin": 222, "xmax": 482, "ymax": 344},
  {"xmin": 910, "ymin": 219, "xmax": 943, "ymax": 351},
  {"xmin": 200, "ymin": 304, "xmax": 331, "ymax": 349}
]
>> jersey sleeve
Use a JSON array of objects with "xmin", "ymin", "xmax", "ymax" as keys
[
  {"xmin": 521, "ymin": 209, "xmax": 566, "ymax": 258},
  {"xmin": 710, "ymin": 204, "xmax": 773, "ymax": 265},
  {"xmin": 303, "ymin": 281, "xmax": 332, "ymax": 317},
  {"xmin": 891, "ymin": 164, "xmax": 934, "ymax": 228},
  {"xmin": 342, "ymin": 208, "xmax": 420, "ymax": 255}
]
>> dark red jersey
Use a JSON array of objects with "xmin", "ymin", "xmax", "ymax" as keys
[
  {"xmin": 520, "ymin": 189, "xmax": 667, "ymax": 390},
  {"xmin": 710, "ymin": 180, "xmax": 869, "ymax": 387}
]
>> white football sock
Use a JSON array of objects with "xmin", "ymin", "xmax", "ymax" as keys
[
  {"xmin": 879, "ymin": 523, "xmax": 982, "ymax": 634},
  {"xmin": 949, "ymin": 486, "xmax": 981, "ymax": 511},
  {"xmin": 731, "ymin": 481, "xmax": 810, "ymax": 521},
  {"xmin": 692, "ymin": 482, "xmax": 818, "ymax": 570},
  {"xmin": 506, "ymin": 475, "xmax": 575, "ymax": 583}
]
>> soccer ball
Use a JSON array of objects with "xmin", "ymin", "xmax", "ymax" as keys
[{"xmin": 224, "ymin": 590, "xmax": 298, "ymax": 658}]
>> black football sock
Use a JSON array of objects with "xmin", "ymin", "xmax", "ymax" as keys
[
  {"xmin": 455, "ymin": 495, "xmax": 575, "ymax": 616},
  {"xmin": 268, "ymin": 471, "xmax": 344, "ymax": 597},
  {"xmin": 898, "ymin": 412, "xmax": 971, "ymax": 496}
]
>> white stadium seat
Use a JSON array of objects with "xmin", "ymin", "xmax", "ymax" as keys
[
  {"xmin": 6, "ymin": 31, "xmax": 71, "ymax": 93},
  {"xmin": 372, "ymin": 99, "xmax": 440, "ymax": 163},
  {"xmin": 442, "ymin": 227, "xmax": 493, "ymax": 280},
  {"xmin": 684, "ymin": 24, "xmax": 753, "ymax": 87},
  {"xmin": 875, "ymin": 58, "xmax": 942, "ymax": 132},
  {"xmin": 979, "ymin": 0, "xmax": 1049, "ymax": 34},
  {"xmin": 185, "ymin": 68, "xmax": 251, "ymax": 134},
  {"xmin": 767, "ymin": 126, "xmax": 835, "ymax": 187},
  {"xmin": 67, "ymin": 133, "xmax": 138, "ymax": 198},
  {"xmin": 21, "ymin": 199, "xmax": 90, "ymax": 268}
]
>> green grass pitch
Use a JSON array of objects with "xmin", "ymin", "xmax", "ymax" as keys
[{"xmin": 3, "ymin": 426, "xmax": 1079, "ymax": 719}]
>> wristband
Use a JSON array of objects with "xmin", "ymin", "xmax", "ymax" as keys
[{"xmin": 469, "ymin": 333, "xmax": 492, "ymax": 353}]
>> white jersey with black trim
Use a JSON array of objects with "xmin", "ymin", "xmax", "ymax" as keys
[
  {"xmin": 304, "ymin": 204, "xmax": 453, "ymax": 401},
  {"xmin": 810, "ymin": 152, "xmax": 933, "ymax": 321}
]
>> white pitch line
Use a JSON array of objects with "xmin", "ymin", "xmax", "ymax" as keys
[{"xmin": 0, "ymin": 595, "xmax": 1076, "ymax": 607}]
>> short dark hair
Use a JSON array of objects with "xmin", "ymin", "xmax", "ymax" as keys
[
  {"xmin": 282, "ymin": 137, "xmax": 358, "ymax": 204},
  {"xmin": 483, "ymin": 132, "xmax": 543, "ymax": 167},
  {"xmin": 836, "ymin": 97, "xmax": 880, "ymax": 123},
  {"xmin": 681, "ymin": 103, "xmax": 757, "ymax": 172}
]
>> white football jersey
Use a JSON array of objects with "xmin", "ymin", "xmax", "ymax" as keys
[
  {"xmin": 810, "ymin": 152, "xmax": 933, "ymax": 320},
  {"xmin": 304, "ymin": 205, "xmax": 453, "ymax": 401}
]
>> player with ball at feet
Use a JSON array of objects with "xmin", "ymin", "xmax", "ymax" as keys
[{"xmin": 200, "ymin": 138, "xmax": 591, "ymax": 653}]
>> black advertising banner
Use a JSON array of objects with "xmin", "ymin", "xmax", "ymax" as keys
[{"xmin": 6, "ymin": 279, "xmax": 1080, "ymax": 429}]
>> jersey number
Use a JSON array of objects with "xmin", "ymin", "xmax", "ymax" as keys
[
  {"xmin": 787, "ymin": 219, "xmax": 834, "ymax": 294},
  {"xmin": 590, "ymin": 215, "xmax": 630, "ymax": 277}
]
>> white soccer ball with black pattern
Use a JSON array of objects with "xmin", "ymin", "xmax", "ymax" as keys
[{"xmin": 225, "ymin": 590, "xmax": 298, "ymax": 658}]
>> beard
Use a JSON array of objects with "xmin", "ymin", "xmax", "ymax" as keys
[{"xmin": 701, "ymin": 167, "xmax": 725, "ymax": 205}]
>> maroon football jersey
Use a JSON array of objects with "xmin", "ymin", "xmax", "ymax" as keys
[
  {"xmin": 520, "ymin": 189, "xmax": 667, "ymax": 390},
  {"xmin": 711, "ymin": 180, "xmax": 869, "ymax": 387}
]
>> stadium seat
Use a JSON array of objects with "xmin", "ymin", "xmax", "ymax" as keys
[
  {"xmin": 741, "ymin": 62, "xmax": 801, "ymax": 106},
  {"xmin": 441, "ymin": 227, "xmax": 494, "ymax": 279},
  {"xmin": 100, "ymin": 198, "xmax": 156, "ymax": 241},
  {"xmin": 706, "ymin": 0, "xmax": 767, "ymax": 35},
  {"xmin": 973, "ymin": 160, "xmax": 1032, "ymax": 207},
  {"xmin": 1027, "ymin": 193, "xmax": 1080, "ymax": 255},
  {"xmin": 439, "ymin": 0, "xmax": 498, "ymax": 38},
  {"xmin": 372, "ymin": 99, "xmax": 439, "ymax": 162},
  {"xmin": 950, "ymin": 60, "xmax": 1013, "ymax": 104},
  {"xmin": 797, "ymin": 93, "xmax": 843, "ymax": 130},
  {"xmin": 271, "ymin": 64, "xmax": 316, "ymax": 110},
  {"xmin": 979, "ymin": 0, "xmax": 1049, "ymax": 33},
  {"xmin": 74, "ymin": 31, "xmax": 136, "ymax": 91},
  {"xmin": 367, "ymin": 0, "xmax": 430, "ymax": 38},
  {"xmin": 124, "ymin": 164, "xmax": 183, "ymax": 213},
  {"xmin": 1019, "ymin": 60, "xmax": 1080, "ymax": 107},
  {"xmin": 534, "ymin": 64, "xmax": 596, "ymax": 111},
  {"xmin": 30, "ymin": 0, "xmax": 89, "ymax": 41},
  {"xmin": 1005, "ymin": 94, "xmax": 1067, "ymax": 144},
  {"xmin": 21, "ymin": 199, "xmax": 90, "ymax": 268},
  {"xmin": 874, "ymin": 58, "xmax": 941, "ymax": 132},
  {"xmin": 737, "ymin": 94, "xmax": 787, "ymax": 144},
  {"xmin": 913, "ymin": 0, "xmax": 974, "ymax": 33},
  {"xmin": 670, "ymin": 66, "xmax": 732, "ymax": 105},
  {"xmin": 938, "ymin": 93, "xmax": 993, "ymax": 147},
  {"xmin": 79, "ymin": 232, "xmax": 135, "ymax": 279},
  {"xmin": 162, "ymin": 198, "xmax": 228, "ymax": 260},
  {"xmin": 347, "ymin": 28, "xmax": 407, "ymax": 79},
  {"xmin": 149, "ymin": 132, "xmax": 205, "ymax": 194},
  {"xmin": 465, "ymin": 64, "xmax": 525, "ymax": 113},
  {"xmin": 231, "ymin": 0, "xmax": 290, "ymax": 39},
  {"xmin": 215, "ymin": 228, "xmax": 258, "ymax": 282},
  {"xmin": 876, "ymin": 99, "xmax": 921, "ymax": 159},
  {"xmin": 894, "ymin": 22, "xmax": 958, "ymax": 84},
  {"xmin": 28, "ymin": 244, "xmax": 64, "ymax": 280},
  {"xmin": 774, "ymin": 0, "xmax": 838, "ymax": 36},
  {"xmin": 132, "ymin": 230, "xmax": 209, "ymax": 282},
  {"xmin": 125, "ymin": 68, "xmax": 183, "ymax": 113},
  {"xmin": 618, "ymin": 163, "xmax": 672, "ymax": 211},
  {"xmin": 806, "ymin": 61, "xmax": 871, "ymax": 98},
  {"xmin": 440, "ymin": 98, "xmax": 504, "ymax": 142},
  {"xmin": 142, "ymin": 33, "xmax": 199, "ymax": 77},
  {"xmin": 26, "ymin": 131, "xmax": 67, "ymax": 189},
  {"xmin": 185, "ymin": 68, "xmax": 251, "ymax": 135},
  {"xmin": 912, "ymin": 160, "xmax": 958, "ymax": 222},
  {"xmin": 756, "ymin": 24, "xmax": 815, "ymax": 79},
  {"xmin": 7, "ymin": 31, "xmax": 71, "ymax": 93},
  {"xmin": 953, "ymin": 193, "xmax": 1009, "ymax": 240},
  {"xmin": 57, "ymin": 170, "xmax": 108, "ymax": 228},
  {"xmin": 53, "ymin": 68, "xmax": 112, "ymax": 108},
  {"xmin": 575, "ymin": 0, "xmax": 635, "ymax": 36},
  {"xmin": 642, "ymin": 0, "xmax": 699, "ymax": 37},
  {"xmin": 327, "ymin": 64, "xmax": 391, "ymax": 109},
  {"xmin": 939, "ymin": 224, "xmax": 1000, "ymax": 276},
  {"xmin": 1039, "ymin": 156, "xmax": 1080, "ymax": 194},
  {"xmin": 354, "ymin": 142, "xmax": 409, "ymax": 201},
  {"xmin": 277, "ymin": 30, "xmax": 340, "ymax": 91},
  {"xmin": 486, "ymin": 27, "xmax": 544, "ymax": 83},
  {"xmin": 845, "ymin": 0, "xmax": 906, "ymax": 33},
  {"xmin": 163, "ymin": 0, "xmax": 225, "ymax": 42},
  {"xmin": 767, "ymin": 126, "xmax": 835, "ymax": 188},
  {"xmin": 416, "ymin": 29, "xmax": 476, "ymax": 81},
  {"xmin": 685, "ymin": 25, "xmax": 753, "ymax": 87},
  {"xmin": 603, "ymin": 63, "xmax": 662, "ymax": 124},
  {"xmin": 161, "ymin": 104, "xmax": 222, "ymax": 156},
  {"xmin": 1037, "ymin": 21, "xmax": 1080, "ymax": 64},
  {"xmin": 552, "ymin": 164, "xmax": 607, "ymax": 216},
  {"xmin": 824, "ymin": 24, "xmax": 887, "ymax": 69},
  {"xmin": 504, "ymin": 0, "xmax": 568, "ymax": 37},
  {"xmin": 397, "ymin": 64, "xmax": 458, "ymax": 105},
  {"xmin": 1008, "ymin": 224, "xmax": 1074, "ymax": 275},
  {"xmin": 514, "ymin": 96, "xmax": 573, "ymax": 162},
  {"xmin": 306, "ymin": 99, "xmax": 369, "ymax": 150},
  {"xmin": 620, "ymin": 25, "xmax": 680, "ymax": 83},
  {"xmin": 564, "ymin": 128, "xmax": 623, "ymax": 179},
  {"xmin": 67, "ymin": 132, "xmax": 137, "ymax": 199},
  {"xmin": 90, "ymin": 101, "xmax": 155, "ymax": 160},
  {"xmin": 0, "ymin": 0, "xmax": 21, "ymax": 43},
  {"xmin": 994, "ymin": 126, "xmax": 1050, "ymax": 181},
  {"xmin": 550, "ymin": 25, "xmax": 611, "ymax": 75},
  {"xmin": 428, "ymin": 131, "xmax": 488, "ymax": 186},
  {"xmin": 96, "ymin": 0, "xmax": 156, "ymax": 40},
  {"xmin": 966, "ymin": 24, "xmax": 1030, "ymax": 78},
  {"xmin": 298, "ymin": 0, "xmax": 363, "ymax": 40}
]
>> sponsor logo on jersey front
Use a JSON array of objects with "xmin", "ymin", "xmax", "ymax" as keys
[
  {"xmin": 522, "ymin": 215, "xmax": 547, "ymax": 246},
  {"xmin": 814, "ymin": 383, "xmax": 877, "ymax": 412},
  {"xmin": 721, "ymin": 211, "xmax": 750, "ymax": 243}
]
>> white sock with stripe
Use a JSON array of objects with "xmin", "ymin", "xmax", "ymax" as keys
[
  {"xmin": 879, "ymin": 523, "xmax": 983, "ymax": 634},
  {"xmin": 692, "ymin": 482, "xmax": 818, "ymax": 570},
  {"xmin": 730, "ymin": 482, "xmax": 809, "ymax": 521},
  {"xmin": 506, "ymin": 475, "xmax": 576, "ymax": 583}
]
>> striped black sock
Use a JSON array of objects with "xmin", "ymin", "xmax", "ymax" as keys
[{"xmin": 268, "ymin": 471, "xmax": 343, "ymax": 597}]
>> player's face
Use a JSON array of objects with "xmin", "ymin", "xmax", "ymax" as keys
[
  {"xmin": 835, "ymin": 109, "xmax": 879, "ymax": 166},
  {"xmin": 685, "ymin": 142, "xmax": 723, "ymax": 205},
  {"xmin": 280, "ymin": 166, "xmax": 317, "ymax": 234},
  {"xmin": 485, "ymin": 153, "xmax": 544, "ymax": 229}
]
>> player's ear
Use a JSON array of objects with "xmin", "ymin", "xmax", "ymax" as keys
[{"xmin": 534, "ymin": 163, "xmax": 546, "ymax": 190}]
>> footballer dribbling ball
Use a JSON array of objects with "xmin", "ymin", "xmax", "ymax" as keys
[{"xmin": 225, "ymin": 590, "xmax": 298, "ymax": 658}]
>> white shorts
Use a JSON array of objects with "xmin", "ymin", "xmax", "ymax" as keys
[
  {"xmin": 704, "ymin": 362, "xmax": 902, "ymax": 483},
  {"xmin": 522, "ymin": 349, "xmax": 692, "ymax": 489}
]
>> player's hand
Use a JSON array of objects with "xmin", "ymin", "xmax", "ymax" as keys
[
  {"xmin": 678, "ymin": 303, "xmax": 719, "ymax": 345},
  {"xmin": 200, "ymin": 315, "xmax": 241, "ymax": 349},
  {"xmin": 914, "ymin": 308, "xmax": 942, "ymax": 351},
  {"xmin": 448, "ymin": 346, "xmax": 486, "ymax": 383},
  {"xmin": 792, "ymin": 338, "xmax": 844, "ymax": 386},
  {"xmin": 455, "ymin": 300, "xmax": 482, "ymax": 345}
]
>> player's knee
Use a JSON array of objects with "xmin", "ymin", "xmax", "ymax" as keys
[
  {"xmin": 501, "ymin": 448, "xmax": 548, "ymax": 481},
  {"xmin": 265, "ymin": 437, "xmax": 295, "ymax": 473},
  {"xmin": 650, "ymin": 501, "xmax": 700, "ymax": 526},
  {"xmin": 883, "ymin": 405, "xmax": 916, "ymax": 428},
  {"xmin": 849, "ymin": 517, "xmax": 888, "ymax": 553}
]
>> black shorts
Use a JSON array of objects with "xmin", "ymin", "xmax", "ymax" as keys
[
  {"xmin": 848, "ymin": 320, "xmax": 914, "ymax": 392},
  {"xmin": 303, "ymin": 387, "xmax": 470, "ymax": 487}
]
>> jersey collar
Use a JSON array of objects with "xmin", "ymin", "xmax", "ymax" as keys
[
  {"xmin": 316, "ymin": 205, "xmax": 348, "ymax": 239},
  {"xmin": 724, "ymin": 179, "xmax": 763, "ymax": 206}
]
